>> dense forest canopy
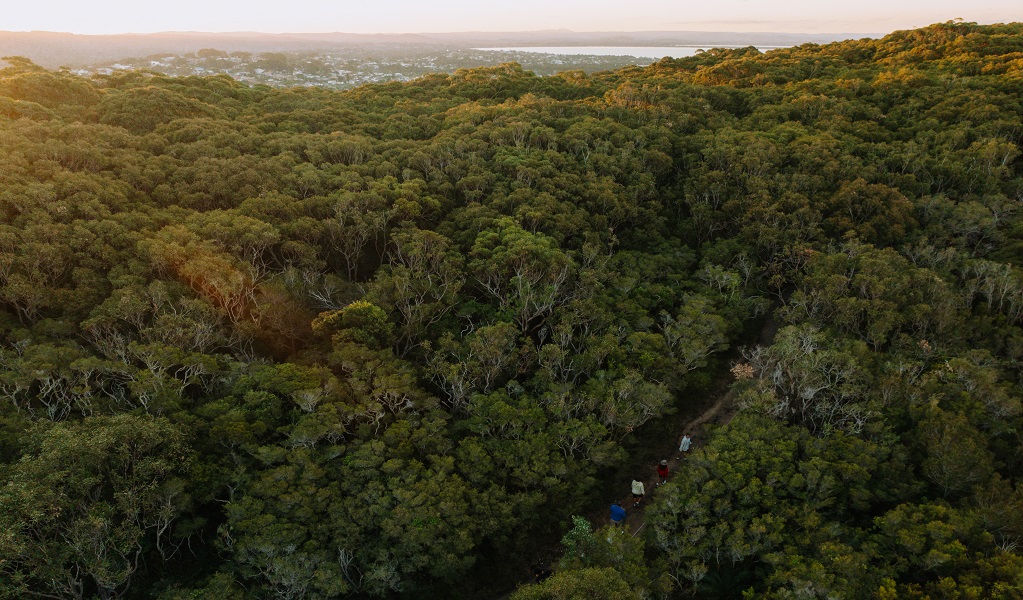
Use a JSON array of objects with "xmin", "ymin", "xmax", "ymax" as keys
[{"xmin": 1, "ymin": 20, "xmax": 1022, "ymax": 599}]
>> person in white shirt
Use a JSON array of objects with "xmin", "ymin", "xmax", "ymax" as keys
[
  {"xmin": 678, "ymin": 433, "xmax": 692, "ymax": 459},
  {"xmin": 631, "ymin": 480, "xmax": 645, "ymax": 507}
]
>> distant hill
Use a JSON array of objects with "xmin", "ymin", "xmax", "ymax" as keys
[
  {"xmin": 413, "ymin": 29, "xmax": 863, "ymax": 47},
  {"xmin": 0, "ymin": 29, "xmax": 868, "ymax": 68}
]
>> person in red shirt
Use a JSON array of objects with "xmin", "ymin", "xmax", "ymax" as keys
[{"xmin": 656, "ymin": 459, "xmax": 669, "ymax": 486}]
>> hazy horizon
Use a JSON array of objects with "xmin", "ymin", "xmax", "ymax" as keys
[{"xmin": 5, "ymin": 0, "xmax": 1020, "ymax": 36}]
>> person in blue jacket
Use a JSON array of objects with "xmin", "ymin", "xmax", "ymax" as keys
[{"xmin": 610, "ymin": 501, "xmax": 626, "ymax": 526}]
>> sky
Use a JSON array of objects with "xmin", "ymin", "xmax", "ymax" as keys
[{"xmin": 3, "ymin": 0, "xmax": 1020, "ymax": 35}]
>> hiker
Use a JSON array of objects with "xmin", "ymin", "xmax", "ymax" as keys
[
  {"xmin": 678, "ymin": 433, "xmax": 692, "ymax": 459},
  {"xmin": 631, "ymin": 479, "xmax": 645, "ymax": 507},
  {"xmin": 656, "ymin": 459, "xmax": 669, "ymax": 486},
  {"xmin": 533, "ymin": 566, "xmax": 552, "ymax": 584},
  {"xmin": 610, "ymin": 501, "xmax": 626, "ymax": 526}
]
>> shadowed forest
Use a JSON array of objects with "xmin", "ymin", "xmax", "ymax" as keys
[{"xmin": 1, "ymin": 20, "xmax": 1023, "ymax": 600}]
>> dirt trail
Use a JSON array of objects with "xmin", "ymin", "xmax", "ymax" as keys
[
  {"xmin": 605, "ymin": 312, "xmax": 777, "ymax": 538},
  {"xmin": 596, "ymin": 382, "xmax": 739, "ymax": 540},
  {"xmin": 497, "ymin": 313, "xmax": 778, "ymax": 596}
]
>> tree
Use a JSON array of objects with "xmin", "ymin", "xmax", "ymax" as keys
[
  {"xmin": 660, "ymin": 294, "xmax": 730, "ymax": 374},
  {"xmin": 469, "ymin": 219, "xmax": 574, "ymax": 334},
  {"xmin": 648, "ymin": 414, "xmax": 909, "ymax": 596},
  {"xmin": 919, "ymin": 408, "xmax": 995, "ymax": 498},
  {"xmin": 326, "ymin": 191, "xmax": 390, "ymax": 281},
  {"xmin": 369, "ymin": 227, "xmax": 464, "ymax": 354},
  {"xmin": 96, "ymin": 87, "xmax": 223, "ymax": 134},
  {"xmin": 509, "ymin": 567, "xmax": 642, "ymax": 600},
  {"xmin": 556, "ymin": 516, "xmax": 663, "ymax": 594},
  {"xmin": 737, "ymin": 324, "xmax": 872, "ymax": 434},
  {"xmin": 0, "ymin": 415, "xmax": 193, "ymax": 600},
  {"xmin": 822, "ymin": 178, "xmax": 917, "ymax": 246}
]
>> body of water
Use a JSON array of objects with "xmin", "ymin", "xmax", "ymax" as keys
[{"xmin": 474, "ymin": 46, "xmax": 785, "ymax": 59}]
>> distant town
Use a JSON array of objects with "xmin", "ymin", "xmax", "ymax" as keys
[
  {"xmin": 1, "ymin": 29, "xmax": 859, "ymax": 89},
  {"xmin": 72, "ymin": 47, "xmax": 655, "ymax": 88}
]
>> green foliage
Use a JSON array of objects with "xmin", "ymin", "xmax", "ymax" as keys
[
  {"xmin": 919, "ymin": 407, "xmax": 996, "ymax": 498},
  {"xmin": 0, "ymin": 415, "xmax": 193, "ymax": 599},
  {"xmin": 97, "ymin": 86, "xmax": 224, "ymax": 134},
  {"xmin": 557, "ymin": 516, "xmax": 664, "ymax": 594},
  {"xmin": 509, "ymin": 567, "xmax": 642, "ymax": 600},
  {"xmin": 2, "ymin": 22, "xmax": 1023, "ymax": 598},
  {"xmin": 648, "ymin": 414, "xmax": 916, "ymax": 596},
  {"xmin": 313, "ymin": 300, "xmax": 394, "ymax": 349}
]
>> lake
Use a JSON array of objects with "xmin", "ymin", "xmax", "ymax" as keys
[{"xmin": 474, "ymin": 46, "xmax": 786, "ymax": 59}]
